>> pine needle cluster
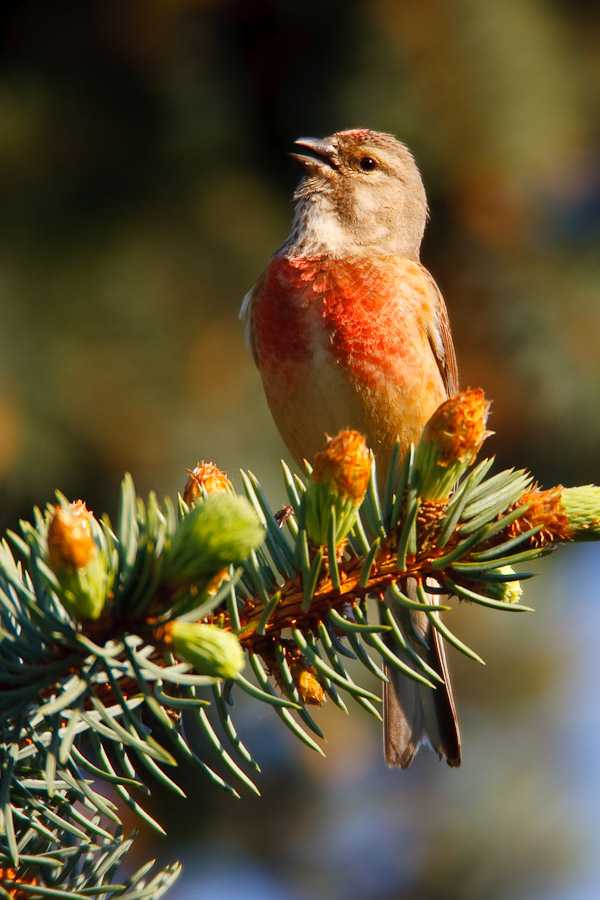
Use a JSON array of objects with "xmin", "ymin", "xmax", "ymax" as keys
[{"xmin": 2, "ymin": 390, "xmax": 599, "ymax": 897}]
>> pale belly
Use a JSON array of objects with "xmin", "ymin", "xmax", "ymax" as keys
[{"xmin": 262, "ymin": 335, "xmax": 446, "ymax": 478}]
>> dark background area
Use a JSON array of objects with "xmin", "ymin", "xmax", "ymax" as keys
[{"xmin": 1, "ymin": 2, "xmax": 600, "ymax": 898}]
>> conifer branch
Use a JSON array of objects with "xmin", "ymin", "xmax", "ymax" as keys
[{"xmin": 2, "ymin": 389, "xmax": 600, "ymax": 896}]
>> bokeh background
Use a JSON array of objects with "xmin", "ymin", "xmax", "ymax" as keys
[{"xmin": 2, "ymin": 1, "xmax": 600, "ymax": 897}]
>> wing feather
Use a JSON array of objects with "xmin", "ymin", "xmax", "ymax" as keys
[
  {"xmin": 239, "ymin": 274, "xmax": 265, "ymax": 366},
  {"xmin": 417, "ymin": 264, "xmax": 459, "ymax": 397}
]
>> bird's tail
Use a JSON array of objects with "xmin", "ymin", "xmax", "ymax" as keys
[{"xmin": 383, "ymin": 580, "xmax": 461, "ymax": 768}]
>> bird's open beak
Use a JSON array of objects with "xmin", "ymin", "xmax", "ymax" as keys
[{"xmin": 289, "ymin": 137, "xmax": 339, "ymax": 174}]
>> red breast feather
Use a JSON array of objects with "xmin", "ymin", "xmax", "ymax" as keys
[{"xmin": 251, "ymin": 254, "xmax": 446, "ymax": 471}]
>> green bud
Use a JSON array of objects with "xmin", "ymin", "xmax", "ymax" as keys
[
  {"xmin": 55, "ymin": 552, "xmax": 110, "ymax": 620},
  {"xmin": 302, "ymin": 482, "xmax": 360, "ymax": 547},
  {"xmin": 170, "ymin": 622, "xmax": 245, "ymax": 679},
  {"xmin": 162, "ymin": 493, "xmax": 264, "ymax": 584},
  {"xmin": 484, "ymin": 566, "xmax": 523, "ymax": 605},
  {"xmin": 561, "ymin": 486, "xmax": 600, "ymax": 540}
]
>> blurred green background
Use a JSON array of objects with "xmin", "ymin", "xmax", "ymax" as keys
[{"xmin": 2, "ymin": 1, "xmax": 600, "ymax": 898}]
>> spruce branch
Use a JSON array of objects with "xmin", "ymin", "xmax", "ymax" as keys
[{"xmin": 2, "ymin": 389, "xmax": 600, "ymax": 896}]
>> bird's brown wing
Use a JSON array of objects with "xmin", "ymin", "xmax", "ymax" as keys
[
  {"xmin": 418, "ymin": 264, "xmax": 459, "ymax": 397},
  {"xmin": 239, "ymin": 273, "xmax": 265, "ymax": 366}
]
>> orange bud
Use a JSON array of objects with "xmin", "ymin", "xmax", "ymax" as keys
[
  {"xmin": 508, "ymin": 485, "xmax": 570, "ymax": 546},
  {"xmin": 312, "ymin": 430, "xmax": 371, "ymax": 505},
  {"xmin": 266, "ymin": 641, "xmax": 325, "ymax": 706},
  {"xmin": 291, "ymin": 662, "xmax": 325, "ymax": 706},
  {"xmin": 423, "ymin": 388, "xmax": 492, "ymax": 467},
  {"xmin": 0, "ymin": 867, "xmax": 38, "ymax": 899},
  {"xmin": 183, "ymin": 461, "xmax": 232, "ymax": 506},
  {"xmin": 47, "ymin": 501, "xmax": 97, "ymax": 572}
]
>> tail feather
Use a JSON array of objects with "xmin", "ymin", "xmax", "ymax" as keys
[{"xmin": 383, "ymin": 582, "xmax": 461, "ymax": 768}]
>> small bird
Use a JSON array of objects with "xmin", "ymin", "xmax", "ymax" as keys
[{"xmin": 241, "ymin": 128, "xmax": 461, "ymax": 767}]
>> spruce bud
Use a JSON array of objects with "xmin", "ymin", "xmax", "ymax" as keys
[
  {"xmin": 415, "ymin": 389, "xmax": 492, "ymax": 500},
  {"xmin": 183, "ymin": 461, "xmax": 232, "ymax": 506},
  {"xmin": 169, "ymin": 621, "xmax": 245, "ymax": 680},
  {"xmin": 302, "ymin": 430, "xmax": 371, "ymax": 547},
  {"xmin": 47, "ymin": 502, "xmax": 108, "ymax": 620}
]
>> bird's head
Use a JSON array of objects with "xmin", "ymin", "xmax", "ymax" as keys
[{"xmin": 288, "ymin": 129, "xmax": 428, "ymax": 259}]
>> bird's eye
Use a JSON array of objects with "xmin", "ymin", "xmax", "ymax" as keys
[{"xmin": 359, "ymin": 156, "xmax": 378, "ymax": 172}]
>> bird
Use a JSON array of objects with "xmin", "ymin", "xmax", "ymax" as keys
[{"xmin": 241, "ymin": 128, "xmax": 461, "ymax": 767}]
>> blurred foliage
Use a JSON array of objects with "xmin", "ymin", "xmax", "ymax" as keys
[
  {"xmin": 0, "ymin": 0, "xmax": 599, "ymax": 532},
  {"xmin": 1, "ymin": 1, "xmax": 599, "ymax": 898}
]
